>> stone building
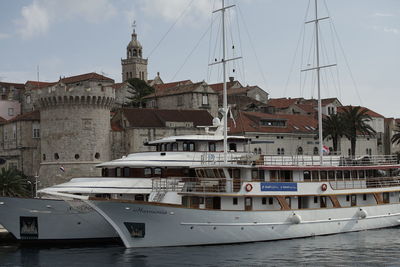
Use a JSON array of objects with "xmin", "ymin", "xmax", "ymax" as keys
[
  {"xmin": 110, "ymin": 108, "xmax": 213, "ymax": 159},
  {"xmin": 0, "ymin": 110, "xmax": 41, "ymax": 176},
  {"xmin": 121, "ymin": 28, "xmax": 148, "ymax": 82},
  {"xmin": 144, "ymin": 81, "xmax": 219, "ymax": 117},
  {"xmin": 0, "ymin": 82, "xmax": 24, "ymax": 120},
  {"xmin": 36, "ymin": 73, "xmax": 115, "ymax": 186}
]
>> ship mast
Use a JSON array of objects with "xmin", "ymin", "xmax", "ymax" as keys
[
  {"xmin": 302, "ymin": 0, "xmax": 336, "ymax": 165},
  {"xmin": 210, "ymin": 0, "xmax": 241, "ymax": 163}
]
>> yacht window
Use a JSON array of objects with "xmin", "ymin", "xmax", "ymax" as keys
[
  {"xmin": 344, "ymin": 170, "xmax": 350, "ymax": 180},
  {"xmin": 363, "ymin": 194, "xmax": 367, "ymax": 201},
  {"xmin": 262, "ymin": 197, "xmax": 267, "ymax": 205},
  {"xmin": 165, "ymin": 143, "xmax": 170, "ymax": 151},
  {"xmin": 346, "ymin": 195, "xmax": 350, "ymax": 202},
  {"xmin": 116, "ymin": 168, "xmax": 121, "ymax": 177},
  {"xmin": 218, "ymin": 169, "xmax": 225, "ymax": 178},
  {"xmin": 351, "ymin": 170, "xmax": 358, "ymax": 179},
  {"xmin": 320, "ymin": 171, "xmax": 327, "ymax": 181},
  {"xmin": 144, "ymin": 168, "xmax": 152, "ymax": 177},
  {"xmin": 336, "ymin": 170, "xmax": 343, "ymax": 180},
  {"xmin": 154, "ymin": 168, "xmax": 162, "ymax": 176},
  {"xmin": 209, "ymin": 142, "xmax": 216, "ymax": 152},
  {"xmin": 172, "ymin": 143, "xmax": 178, "ymax": 151},
  {"xmin": 189, "ymin": 142, "xmax": 195, "ymax": 151},
  {"xmin": 229, "ymin": 143, "xmax": 237, "ymax": 152},
  {"xmin": 312, "ymin": 171, "xmax": 319, "ymax": 181},
  {"xmin": 213, "ymin": 169, "xmax": 222, "ymax": 178},
  {"xmin": 383, "ymin": 192, "xmax": 390, "ymax": 203},
  {"xmin": 269, "ymin": 197, "xmax": 273, "ymax": 205},
  {"xmin": 102, "ymin": 168, "xmax": 108, "ymax": 177},
  {"xmin": 251, "ymin": 170, "xmax": 259, "ymax": 181},
  {"xmin": 303, "ymin": 171, "xmax": 311, "ymax": 181},
  {"xmin": 135, "ymin": 194, "xmax": 145, "ymax": 201},
  {"xmin": 123, "ymin": 167, "xmax": 130, "ymax": 177},
  {"xmin": 358, "ymin": 170, "xmax": 365, "ymax": 179},
  {"xmin": 156, "ymin": 145, "xmax": 161, "ymax": 151},
  {"xmin": 328, "ymin": 171, "xmax": 335, "ymax": 180},
  {"xmin": 183, "ymin": 142, "xmax": 188, "ymax": 151},
  {"xmin": 314, "ymin": 196, "xmax": 318, "ymax": 203},
  {"xmin": 285, "ymin": 197, "xmax": 291, "ymax": 208},
  {"xmin": 233, "ymin": 197, "xmax": 238, "ymax": 205}
]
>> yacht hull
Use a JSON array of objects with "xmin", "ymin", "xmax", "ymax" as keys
[
  {"xmin": 0, "ymin": 197, "xmax": 118, "ymax": 242},
  {"xmin": 89, "ymin": 200, "xmax": 400, "ymax": 248}
]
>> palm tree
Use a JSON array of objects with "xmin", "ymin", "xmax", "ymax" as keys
[
  {"xmin": 322, "ymin": 113, "xmax": 344, "ymax": 153},
  {"xmin": 341, "ymin": 106, "xmax": 376, "ymax": 156},
  {"xmin": 125, "ymin": 78, "xmax": 155, "ymax": 108},
  {"xmin": 391, "ymin": 123, "xmax": 400, "ymax": 145},
  {"xmin": 0, "ymin": 168, "xmax": 30, "ymax": 197}
]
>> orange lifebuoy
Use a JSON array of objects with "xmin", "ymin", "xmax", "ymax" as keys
[
  {"xmin": 245, "ymin": 183, "xmax": 253, "ymax": 192},
  {"xmin": 321, "ymin": 183, "xmax": 328, "ymax": 191}
]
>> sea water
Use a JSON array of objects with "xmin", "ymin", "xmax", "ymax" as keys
[{"xmin": 1, "ymin": 227, "xmax": 399, "ymax": 266}]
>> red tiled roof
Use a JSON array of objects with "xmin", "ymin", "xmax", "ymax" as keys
[
  {"xmin": 337, "ymin": 106, "xmax": 385, "ymax": 118},
  {"xmin": 0, "ymin": 82, "xmax": 25, "ymax": 89},
  {"xmin": 208, "ymin": 81, "xmax": 240, "ymax": 92},
  {"xmin": 120, "ymin": 108, "xmax": 213, "ymax": 128},
  {"xmin": 295, "ymin": 104, "xmax": 317, "ymax": 113},
  {"xmin": 60, "ymin": 72, "xmax": 114, "ymax": 84},
  {"xmin": 267, "ymin": 98, "xmax": 302, "ymax": 109},
  {"xmin": 229, "ymin": 111, "xmax": 317, "ymax": 134},
  {"xmin": 25, "ymin": 81, "xmax": 57, "ymax": 89},
  {"xmin": 145, "ymin": 82, "xmax": 214, "ymax": 99},
  {"xmin": 153, "ymin": 80, "xmax": 192, "ymax": 91},
  {"xmin": 7, "ymin": 110, "xmax": 40, "ymax": 123},
  {"xmin": 111, "ymin": 121, "xmax": 123, "ymax": 131},
  {"xmin": 111, "ymin": 82, "xmax": 126, "ymax": 89}
]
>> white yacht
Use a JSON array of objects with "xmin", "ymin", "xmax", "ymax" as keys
[
  {"xmin": 82, "ymin": 0, "xmax": 400, "ymax": 248},
  {"xmin": 0, "ymin": 121, "xmax": 252, "ymax": 243}
]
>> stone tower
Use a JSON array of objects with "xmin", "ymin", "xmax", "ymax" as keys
[
  {"xmin": 37, "ymin": 73, "xmax": 115, "ymax": 187},
  {"xmin": 121, "ymin": 27, "xmax": 148, "ymax": 82}
]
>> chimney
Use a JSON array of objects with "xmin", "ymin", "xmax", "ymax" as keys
[{"xmin": 229, "ymin": 77, "xmax": 234, "ymax": 82}]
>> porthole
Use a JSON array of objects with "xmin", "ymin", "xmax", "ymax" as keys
[{"xmin": 75, "ymin": 154, "xmax": 80, "ymax": 159}]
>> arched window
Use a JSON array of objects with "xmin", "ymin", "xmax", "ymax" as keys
[
  {"xmin": 281, "ymin": 148, "xmax": 285, "ymax": 155},
  {"xmin": 133, "ymin": 49, "xmax": 137, "ymax": 57},
  {"xmin": 257, "ymin": 148, "xmax": 262, "ymax": 154},
  {"xmin": 54, "ymin": 153, "xmax": 59, "ymax": 160},
  {"xmin": 95, "ymin": 152, "xmax": 100, "ymax": 159},
  {"xmin": 313, "ymin": 147, "xmax": 319, "ymax": 155},
  {"xmin": 297, "ymin": 147, "xmax": 303, "ymax": 155},
  {"xmin": 277, "ymin": 148, "xmax": 281, "ymax": 155}
]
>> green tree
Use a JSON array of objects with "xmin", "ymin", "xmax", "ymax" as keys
[
  {"xmin": 322, "ymin": 113, "xmax": 344, "ymax": 153},
  {"xmin": 125, "ymin": 78, "xmax": 155, "ymax": 108},
  {"xmin": 341, "ymin": 106, "xmax": 376, "ymax": 156},
  {"xmin": 0, "ymin": 168, "xmax": 30, "ymax": 197},
  {"xmin": 391, "ymin": 123, "xmax": 400, "ymax": 145}
]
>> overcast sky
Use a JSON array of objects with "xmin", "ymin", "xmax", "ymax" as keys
[{"xmin": 0, "ymin": 0, "xmax": 399, "ymax": 118}]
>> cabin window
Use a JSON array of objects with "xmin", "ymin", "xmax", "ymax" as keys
[
  {"xmin": 172, "ymin": 143, "xmax": 178, "ymax": 151},
  {"xmin": 251, "ymin": 170, "xmax": 259, "ymax": 181},
  {"xmin": 144, "ymin": 168, "xmax": 152, "ymax": 177},
  {"xmin": 314, "ymin": 196, "xmax": 318, "ymax": 203},
  {"xmin": 202, "ymin": 94, "xmax": 208, "ymax": 105},
  {"xmin": 123, "ymin": 167, "xmax": 130, "ymax": 177},
  {"xmin": 320, "ymin": 171, "xmax": 327, "ymax": 181},
  {"xmin": 358, "ymin": 170, "xmax": 365, "ymax": 179},
  {"xmin": 262, "ymin": 197, "xmax": 267, "ymax": 205},
  {"xmin": 209, "ymin": 142, "xmax": 216, "ymax": 152},
  {"xmin": 233, "ymin": 197, "xmax": 238, "ymax": 205},
  {"xmin": 383, "ymin": 192, "xmax": 390, "ymax": 203},
  {"xmin": 320, "ymin": 196, "xmax": 327, "ymax": 208},
  {"xmin": 328, "ymin": 171, "xmax": 335, "ymax": 180},
  {"xmin": 135, "ymin": 195, "xmax": 145, "ymax": 201},
  {"xmin": 351, "ymin": 195, "xmax": 357, "ymax": 206},
  {"xmin": 268, "ymin": 197, "xmax": 274, "ymax": 205},
  {"xmin": 154, "ymin": 168, "xmax": 162, "ymax": 176},
  {"xmin": 229, "ymin": 143, "xmax": 237, "ymax": 152},
  {"xmin": 285, "ymin": 197, "xmax": 291, "ymax": 208},
  {"xmin": 189, "ymin": 142, "xmax": 195, "ymax": 151},
  {"xmin": 336, "ymin": 170, "xmax": 343, "ymax": 180},
  {"xmin": 303, "ymin": 171, "xmax": 311, "ymax": 181},
  {"xmin": 312, "ymin": 171, "xmax": 319, "ymax": 181},
  {"xmin": 206, "ymin": 169, "xmax": 215, "ymax": 177},
  {"xmin": 346, "ymin": 195, "xmax": 350, "ymax": 202},
  {"xmin": 344, "ymin": 170, "xmax": 351, "ymax": 180},
  {"xmin": 363, "ymin": 194, "xmax": 367, "ymax": 201},
  {"xmin": 297, "ymin": 147, "xmax": 303, "ymax": 155},
  {"xmin": 116, "ymin": 168, "xmax": 121, "ymax": 177},
  {"xmin": 165, "ymin": 143, "xmax": 170, "ymax": 151},
  {"xmin": 102, "ymin": 168, "xmax": 108, "ymax": 177},
  {"xmin": 351, "ymin": 170, "xmax": 358, "ymax": 179}
]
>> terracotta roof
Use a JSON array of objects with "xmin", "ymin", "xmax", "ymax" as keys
[
  {"xmin": 229, "ymin": 111, "xmax": 317, "ymax": 134},
  {"xmin": 120, "ymin": 108, "xmax": 213, "ymax": 128},
  {"xmin": 153, "ymin": 80, "xmax": 192, "ymax": 91},
  {"xmin": 7, "ymin": 110, "xmax": 40, "ymax": 123},
  {"xmin": 225, "ymin": 95, "xmax": 267, "ymax": 109},
  {"xmin": 145, "ymin": 82, "xmax": 214, "ymax": 99},
  {"xmin": 0, "ymin": 82, "xmax": 25, "ymax": 89},
  {"xmin": 60, "ymin": 72, "xmax": 114, "ymax": 84},
  {"xmin": 25, "ymin": 81, "xmax": 57, "ymax": 89},
  {"xmin": 337, "ymin": 106, "xmax": 385, "ymax": 118},
  {"xmin": 321, "ymin": 98, "xmax": 341, "ymax": 106},
  {"xmin": 267, "ymin": 98, "xmax": 302, "ymax": 109},
  {"xmin": 209, "ymin": 81, "xmax": 240, "ymax": 92},
  {"xmin": 294, "ymin": 103, "xmax": 317, "ymax": 114},
  {"xmin": 111, "ymin": 82, "xmax": 126, "ymax": 89}
]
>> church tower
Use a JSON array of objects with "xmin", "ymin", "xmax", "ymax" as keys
[{"xmin": 121, "ymin": 24, "xmax": 148, "ymax": 82}]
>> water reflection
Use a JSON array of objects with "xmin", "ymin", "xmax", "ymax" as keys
[{"xmin": 1, "ymin": 228, "xmax": 400, "ymax": 266}]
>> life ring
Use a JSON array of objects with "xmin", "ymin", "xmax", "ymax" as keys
[
  {"xmin": 321, "ymin": 183, "xmax": 328, "ymax": 191},
  {"xmin": 245, "ymin": 183, "xmax": 253, "ymax": 192}
]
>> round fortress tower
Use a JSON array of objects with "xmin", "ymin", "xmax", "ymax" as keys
[{"xmin": 37, "ymin": 73, "xmax": 115, "ymax": 187}]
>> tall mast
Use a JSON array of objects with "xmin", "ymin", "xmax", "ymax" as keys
[
  {"xmin": 315, "ymin": 0, "xmax": 323, "ymax": 165},
  {"xmin": 302, "ymin": 0, "xmax": 336, "ymax": 165},
  {"xmin": 210, "ymin": 0, "xmax": 241, "ymax": 163},
  {"xmin": 222, "ymin": 0, "xmax": 228, "ymax": 163}
]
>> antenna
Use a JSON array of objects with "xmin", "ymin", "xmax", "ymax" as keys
[{"xmin": 132, "ymin": 20, "xmax": 136, "ymax": 33}]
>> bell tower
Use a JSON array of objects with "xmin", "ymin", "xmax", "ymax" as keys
[{"xmin": 121, "ymin": 21, "xmax": 148, "ymax": 82}]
